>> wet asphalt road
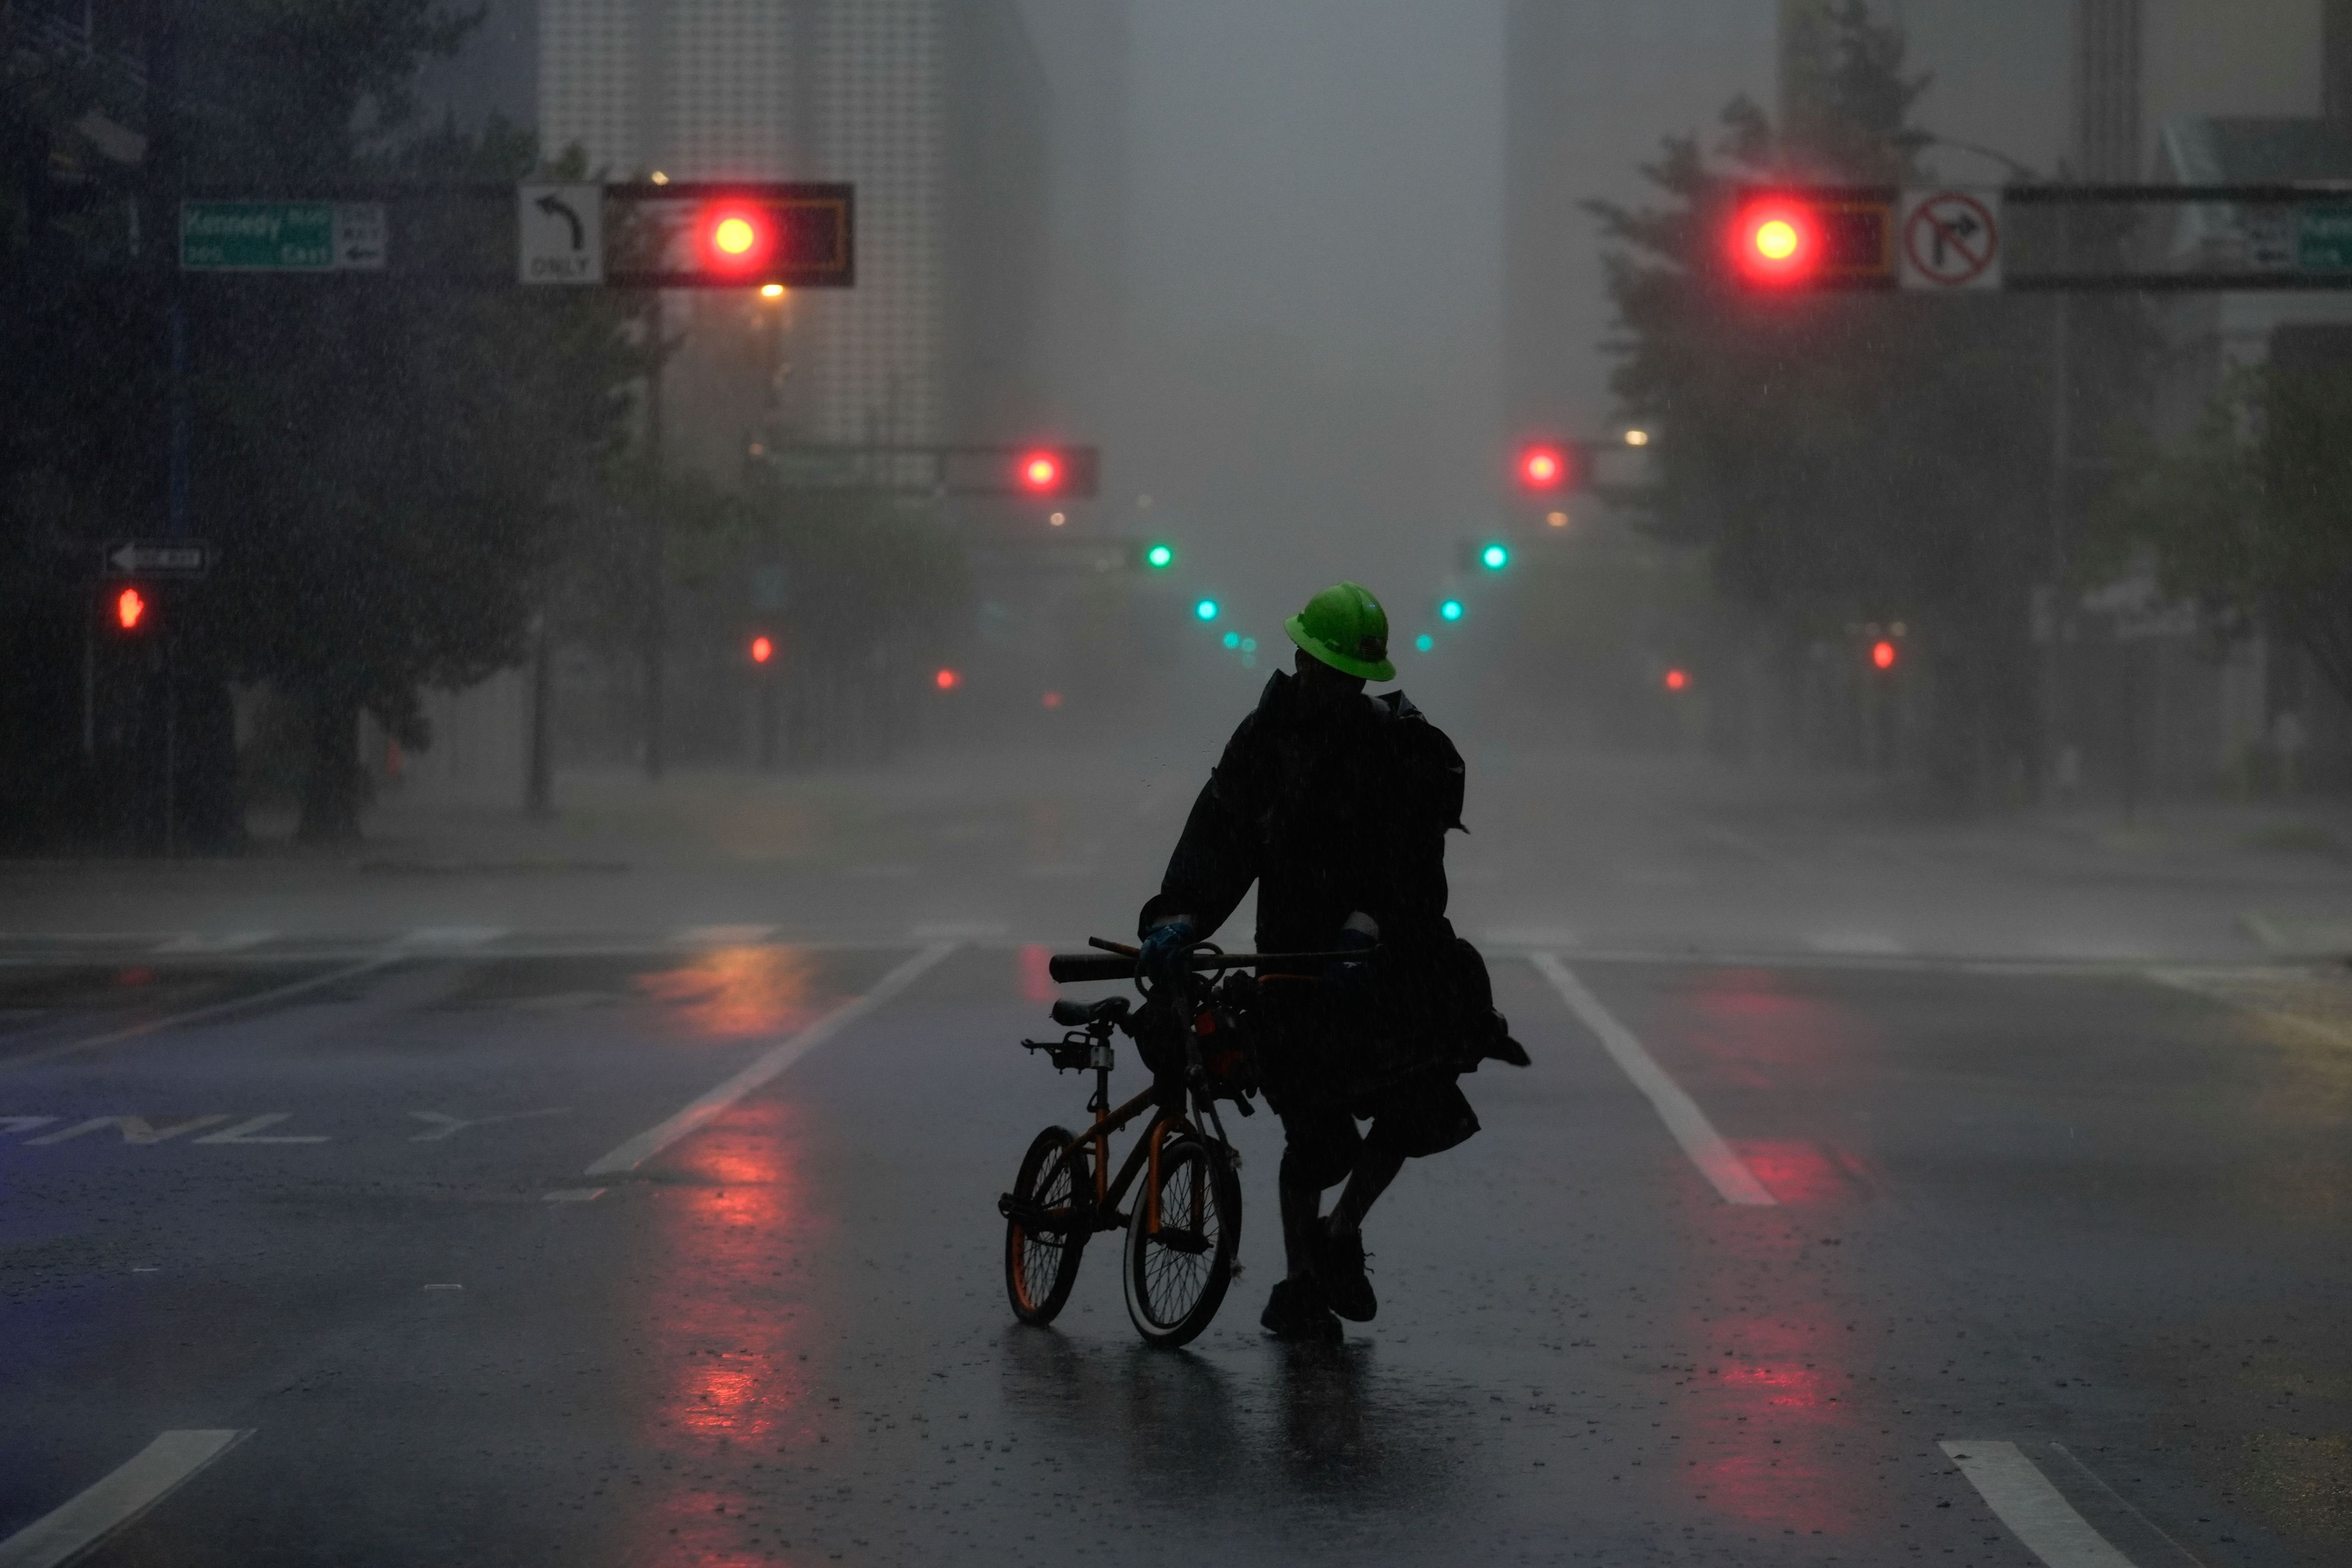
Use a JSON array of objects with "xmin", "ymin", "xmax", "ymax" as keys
[{"xmin": 2, "ymin": 931, "xmax": 2347, "ymax": 1566}]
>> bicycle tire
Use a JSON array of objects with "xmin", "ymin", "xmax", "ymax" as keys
[
  {"xmin": 1004, "ymin": 1125, "xmax": 1091, "ymax": 1325},
  {"xmin": 1121, "ymin": 1130, "xmax": 1241, "ymax": 1348}
]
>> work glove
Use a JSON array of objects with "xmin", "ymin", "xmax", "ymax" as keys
[
  {"xmin": 1325, "ymin": 921, "xmax": 1378, "ymax": 995},
  {"xmin": 1138, "ymin": 918, "xmax": 1196, "ymax": 991}
]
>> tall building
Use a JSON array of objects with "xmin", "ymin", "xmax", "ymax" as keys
[
  {"xmin": 537, "ymin": 0, "xmax": 1049, "ymax": 456},
  {"xmin": 1502, "ymin": 1, "xmax": 1774, "ymax": 438},
  {"xmin": 1018, "ymin": 0, "xmax": 1131, "ymax": 428},
  {"xmin": 2072, "ymin": 0, "xmax": 2144, "ymax": 177}
]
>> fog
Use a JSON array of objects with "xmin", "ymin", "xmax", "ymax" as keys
[{"xmin": 5, "ymin": 6, "xmax": 2352, "ymax": 1562}]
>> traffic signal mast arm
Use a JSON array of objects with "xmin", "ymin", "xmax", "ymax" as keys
[
  {"xmin": 1728, "ymin": 182, "xmax": 2352, "ymax": 292},
  {"xmin": 748, "ymin": 444, "xmax": 1100, "ymax": 497}
]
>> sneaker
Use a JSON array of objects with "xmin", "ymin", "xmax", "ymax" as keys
[
  {"xmin": 1315, "ymin": 1224, "xmax": 1377, "ymax": 1322},
  {"xmin": 1260, "ymin": 1277, "xmax": 1342, "ymax": 1342}
]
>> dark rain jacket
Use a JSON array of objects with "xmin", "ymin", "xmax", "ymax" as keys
[{"xmin": 1140, "ymin": 670, "xmax": 1466, "ymax": 964}]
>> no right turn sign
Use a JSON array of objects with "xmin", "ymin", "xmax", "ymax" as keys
[{"xmin": 1898, "ymin": 188, "xmax": 2003, "ymax": 291}]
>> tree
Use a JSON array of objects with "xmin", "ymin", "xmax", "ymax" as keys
[
  {"xmin": 2097, "ymin": 362, "xmax": 2352, "ymax": 707},
  {"xmin": 168, "ymin": 8, "xmax": 642, "ymax": 841},
  {"xmin": 1588, "ymin": 4, "xmax": 2066, "ymax": 800}
]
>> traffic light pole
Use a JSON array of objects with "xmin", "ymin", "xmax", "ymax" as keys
[{"xmin": 643, "ymin": 297, "xmax": 669, "ymax": 784}]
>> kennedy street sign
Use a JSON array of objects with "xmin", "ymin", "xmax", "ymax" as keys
[
  {"xmin": 182, "ymin": 202, "xmax": 386, "ymax": 271},
  {"xmin": 104, "ymin": 540, "xmax": 211, "ymax": 576}
]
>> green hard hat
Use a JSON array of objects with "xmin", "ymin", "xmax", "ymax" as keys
[{"xmin": 1284, "ymin": 581, "xmax": 1396, "ymax": 682}]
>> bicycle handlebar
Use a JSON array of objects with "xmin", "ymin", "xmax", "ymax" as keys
[{"xmin": 1046, "ymin": 947, "xmax": 1368, "ymax": 984}]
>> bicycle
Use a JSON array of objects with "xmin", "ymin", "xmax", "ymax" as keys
[{"xmin": 997, "ymin": 936, "xmax": 1355, "ymax": 1347}]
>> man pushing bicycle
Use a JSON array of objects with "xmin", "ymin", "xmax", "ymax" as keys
[{"xmin": 1135, "ymin": 581, "xmax": 1526, "ymax": 1342}]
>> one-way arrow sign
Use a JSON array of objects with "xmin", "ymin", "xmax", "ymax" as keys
[{"xmin": 104, "ymin": 540, "xmax": 211, "ymax": 576}]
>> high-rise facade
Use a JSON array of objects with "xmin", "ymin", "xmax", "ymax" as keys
[
  {"xmin": 1503, "ymin": 2, "xmax": 1774, "ymax": 437},
  {"xmin": 2073, "ymin": 0, "xmax": 2144, "ymax": 177},
  {"xmin": 537, "ymin": 0, "xmax": 1049, "ymax": 454}
]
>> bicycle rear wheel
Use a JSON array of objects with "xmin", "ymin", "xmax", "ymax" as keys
[
  {"xmin": 1122, "ymin": 1130, "xmax": 1241, "ymax": 1347},
  {"xmin": 1003, "ymin": 1126, "xmax": 1092, "ymax": 1325}
]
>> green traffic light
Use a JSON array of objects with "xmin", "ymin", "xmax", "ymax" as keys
[
  {"xmin": 1194, "ymin": 598, "xmax": 1220, "ymax": 622},
  {"xmin": 1415, "ymin": 633, "xmax": 1434, "ymax": 652},
  {"xmin": 1481, "ymin": 543, "xmax": 1510, "ymax": 571},
  {"xmin": 1222, "ymin": 630, "xmax": 1240, "ymax": 649},
  {"xmin": 1145, "ymin": 542, "xmax": 1175, "ymax": 569},
  {"xmin": 1439, "ymin": 598, "xmax": 1464, "ymax": 622}
]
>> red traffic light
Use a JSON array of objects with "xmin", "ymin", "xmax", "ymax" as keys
[
  {"xmin": 1018, "ymin": 450, "xmax": 1062, "ymax": 492},
  {"xmin": 115, "ymin": 586, "xmax": 149, "ymax": 631},
  {"xmin": 1871, "ymin": 639, "xmax": 1898, "ymax": 670},
  {"xmin": 1732, "ymin": 200, "xmax": 1820, "ymax": 286},
  {"xmin": 934, "ymin": 667, "xmax": 961, "ymax": 691},
  {"xmin": 1664, "ymin": 667, "xmax": 1689, "ymax": 692},
  {"xmin": 1518, "ymin": 444, "xmax": 1571, "ymax": 491},
  {"xmin": 749, "ymin": 635, "xmax": 774, "ymax": 665},
  {"xmin": 1008, "ymin": 446, "xmax": 1101, "ymax": 496},
  {"xmin": 697, "ymin": 201, "xmax": 779, "ymax": 278}
]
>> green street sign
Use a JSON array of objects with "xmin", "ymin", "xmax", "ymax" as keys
[
  {"xmin": 2297, "ymin": 207, "xmax": 2352, "ymax": 273},
  {"xmin": 181, "ymin": 201, "xmax": 334, "ymax": 271}
]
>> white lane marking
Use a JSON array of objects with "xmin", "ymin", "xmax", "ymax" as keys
[
  {"xmin": 401, "ymin": 926, "xmax": 509, "ymax": 948},
  {"xmin": 193, "ymin": 1113, "xmax": 329, "ymax": 1145},
  {"xmin": 422, "ymin": 1282, "xmax": 463, "ymax": 1291},
  {"xmin": 544, "ymin": 1187, "xmax": 605, "ymax": 1202},
  {"xmin": 1530, "ymin": 954, "xmax": 1777, "ymax": 1206},
  {"xmin": 408, "ymin": 1107, "xmax": 571, "ymax": 1142},
  {"xmin": 1940, "ymin": 1441, "xmax": 2141, "ymax": 1568},
  {"xmin": 0, "ymin": 955, "xmax": 397, "ymax": 1076},
  {"xmin": 910, "ymin": 920, "xmax": 1006, "ymax": 940},
  {"xmin": 0, "ymin": 1428, "xmax": 249, "ymax": 1568},
  {"xmin": 28, "ymin": 1115, "xmax": 232, "ymax": 1147},
  {"xmin": 1483, "ymin": 926, "xmax": 1581, "ymax": 949},
  {"xmin": 1804, "ymin": 932, "xmax": 1908, "ymax": 956},
  {"xmin": 154, "ymin": 931, "xmax": 278, "ymax": 954},
  {"xmin": 583, "ymin": 943, "xmax": 957, "ymax": 1176},
  {"xmin": 676, "ymin": 923, "xmax": 777, "ymax": 946}
]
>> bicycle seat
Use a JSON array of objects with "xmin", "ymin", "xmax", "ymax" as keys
[{"xmin": 1051, "ymin": 996, "xmax": 1131, "ymax": 1028}]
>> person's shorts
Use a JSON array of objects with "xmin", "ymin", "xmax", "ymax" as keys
[{"xmin": 1278, "ymin": 1072, "xmax": 1480, "ymax": 1190}]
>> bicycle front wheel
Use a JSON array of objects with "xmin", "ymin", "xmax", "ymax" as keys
[
  {"xmin": 1003, "ymin": 1125, "xmax": 1092, "ymax": 1325},
  {"xmin": 1121, "ymin": 1130, "xmax": 1240, "ymax": 1347}
]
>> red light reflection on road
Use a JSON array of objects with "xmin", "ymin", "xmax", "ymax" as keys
[
  {"xmin": 635, "ymin": 1098, "xmax": 820, "ymax": 1564},
  {"xmin": 1019, "ymin": 943, "xmax": 1056, "ymax": 1003},
  {"xmin": 1732, "ymin": 1138, "xmax": 1849, "ymax": 1205},
  {"xmin": 636, "ymin": 945, "xmax": 816, "ymax": 1041},
  {"xmin": 1662, "ymin": 969, "xmax": 1881, "ymax": 1540},
  {"xmin": 1680, "ymin": 1223, "xmax": 1854, "ymax": 1535}
]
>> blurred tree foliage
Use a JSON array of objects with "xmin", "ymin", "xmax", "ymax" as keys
[
  {"xmin": 709, "ymin": 481, "xmax": 970, "ymax": 765},
  {"xmin": 2095, "ymin": 363, "xmax": 2352, "ymax": 707},
  {"xmin": 1, "ymin": 1, "xmax": 646, "ymax": 844},
  {"xmin": 1589, "ymin": 2, "xmax": 2142, "ymax": 801}
]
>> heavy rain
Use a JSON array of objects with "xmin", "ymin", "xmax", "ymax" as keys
[{"xmin": 3, "ymin": 2, "xmax": 2349, "ymax": 1564}]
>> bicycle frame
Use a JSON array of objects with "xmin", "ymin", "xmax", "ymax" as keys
[{"xmin": 1070, "ymin": 1067, "xmax": 1194, "ymax": 1238}]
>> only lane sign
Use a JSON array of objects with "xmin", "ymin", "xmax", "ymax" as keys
[{"xmin": 518, "ymin": 184, "xmax": 604, "ymax": 285}]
